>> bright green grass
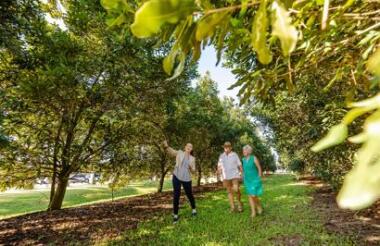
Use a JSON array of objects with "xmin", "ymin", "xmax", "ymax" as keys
[
  {"xmin": 110, "ymin": 175, "xmax": 354, "ymax": 246},
  {"xmin": 0, "ymin": 180, "xmax": 171, "ymax": 219}
]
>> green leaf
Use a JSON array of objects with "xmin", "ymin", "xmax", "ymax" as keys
[
  {"xmin": 240, "ymin": 89, "xmax": 252, "ymax": 105},
  {"xmin": 348, "ymin": 133, "xmax": 367, "ymax": 144},
  {"xmin": 342, "ymin": 107, "xmax": 372, "ymax": 125},
  {"xmin": 349, "ymin": 93, "xmax": 380, "ymax": 109},
  {"xmin": 338, "ymin": 111, "xmax": 380, "ymax": 210},
  {"xmin": 166, "ymin": 52, "xmax": 186, "ymax": 81},
  {"xmin": 240, "ymin": 0, "xmax": 249, "ymax": 16},
  {"xmin": 337, "ymin": 159, "xmax": 380, "ymax": 210},
  {"xmin": 178, "ymin": 20, "xmax": 197, "ymax": 54},
  {"xmin": 230, "ymin": 18, "xmax": 241, "ymax": 27},
  {"xmin": 195, "ymin": 0, "xmax": 213, "ymax": 10},
  {"xmin": 106, "ymin": 13, "xmax": 127, "ymax": 27},
  {"xmin": 102, "ymin": 0, "xmax": 133, "ymax": 27},
  {"xmin": 282, "ymin": 0, "xmax": 294, "ymax": 8},
  {"xmin": 367, "ymin": 47, "xmax": 380, "ymax": 76},
  {"xmin": 195, "ymin": 11, "xmax": 230, "ymax": 41},
  {"xmin": 271, "ymin": 1, "xmax": 298, "ymax": 57},
  {"xmin": 131, "ymin": 0, "xmax": 196, "ymax": 38},
  {"xmin": 101, "ymin": 0, "xmax": 122, "ymax": 10},
  {"xmin": 251, "ymin": 0, "xmax": 273, "ymax": 64},
  {"xmin": 192, "ymin": 40, "xmax": 202, "ymax": 62},
  {"xmin": 163, "ymin": 17, "xmax": 197, "ymax": 77},
  {"xmin": 323, "ymin": 67, "xmax": 343, "ymax": 92},
  {"xmin": 342, "ymin": 0, "xmax": 355, "ymax": 10},
  {"xmin": 311, "ymin": 123, "xmax": 348, "ymax": 152},
  {"xmin": 306, "ymin": 15, "xmax": 316, "ymax": 28},
  {"xmin": 228, "ymin": 79, "xmax": 245, "ymax": 90},
  {"xmin": 216, "ymin": 20, "xmax": 229, "ymax": 66},
  {"xmin": 316, "ymin": 0, "xmax": 325, "ymax": 5},
  {"xmin": 101, "ymin": 0, "xmax": 133, "ymax": 13},
  {"xmin": 163, "ymin": 48, "xmax": 178, "ymax": 75}
]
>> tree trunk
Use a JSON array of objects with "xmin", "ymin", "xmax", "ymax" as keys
[
  {"xmin": 111, "ymin": 186, "xmax": 114, "ymax": 202},
  {"xmin": 157, "ymin": 158, "xmax": 168, "ymax": 193},
  {"xmin": 49, "ymin": 116, "xmax": 63, "ymax": 207},
  {"xmin": 48, "ymin": 171, "xmax": 57, "ymax": 207},
  {"xmin": 157, "ymin": 171, "xmax": 166, "ymax": 193},
  {"xmin": 48, "ymin": 176, "xmax": 69, "ymax": 211},
  {"xmin": 197, "ymin": 165, "xmax": 202, "ymax": 186}
]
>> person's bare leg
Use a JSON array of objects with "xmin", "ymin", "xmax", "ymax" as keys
[
  {"xmin": 236, "ymin": 185, "xmax": 242, "ymax": 203},
  {"xmin": 255, "ymin": 197, "xmax": 263, "ymax": 214},
  {"xmin": 227, "ymin": 187, "xmax": 235, "ymax": 212},
  {"xmin": 248, "ymin": 196, "xmax": 256, "ymax": 218},
  {"xmin": 234, "ymin": 182, "xmax": 243, "ymax": 212}
]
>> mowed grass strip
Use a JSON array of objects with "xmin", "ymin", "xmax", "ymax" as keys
[
  {"xmin": 0, "ymin": 180, "xmax": 171, "ymax": 219},
  {"xmin": 109, "ymin": 175, "xmax": 354, "ymax": 246}
]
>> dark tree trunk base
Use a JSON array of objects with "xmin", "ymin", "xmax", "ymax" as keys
[
  {"xmin": 157, "ymin": 173, "xmax": 166, "ymax": 193},
  {"xmin": 48, "ymin": 177, "xmax": 69, "ymax": 211}
]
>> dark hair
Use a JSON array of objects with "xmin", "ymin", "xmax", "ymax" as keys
[{"xmin": 185, "ymin": 143, "xmax": 194, "ymax": 156}]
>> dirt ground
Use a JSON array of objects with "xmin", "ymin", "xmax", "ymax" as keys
[
  {"xmin": 301, "ymin": 177, "xmax": 380, "ymax": 246},
  {"xmin": 0, "ymin": 183, "xmax": 223, "ymax": 246}
]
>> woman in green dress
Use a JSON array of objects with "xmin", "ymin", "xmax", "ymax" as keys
[{"xmin": 242, "ymin": 145, "xmax": 263, "ymax": 218}]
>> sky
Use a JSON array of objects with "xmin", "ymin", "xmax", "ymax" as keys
[{"xmin": 196, "ymin": 46, "xmax": 239, "ymax": 100}]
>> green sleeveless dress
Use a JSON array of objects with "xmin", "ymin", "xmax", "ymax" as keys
[{"xmin": 242, "ymin": 155, "xmax": 263, "ymax": 196}]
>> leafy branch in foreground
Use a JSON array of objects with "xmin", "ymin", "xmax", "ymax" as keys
[
  {"xmin": 312, "ymin": 76, "xmax": 380, "ymax": 209},
  {"xmin": 102, "ymin": 0, "xmax": 299, "ymax": 80}
]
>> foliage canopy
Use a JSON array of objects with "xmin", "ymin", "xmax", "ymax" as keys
[{"xmin": 0, "ymin": 0, "xmax": 274, "ymax": 210}]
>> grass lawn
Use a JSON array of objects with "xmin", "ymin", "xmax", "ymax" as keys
[
  {"xmin": 0, "ymin": 180, "xmax": 171, "ymax": 219},
  {"xmin": 110, "ymin": 175, "xmax": 353, "ymax": 245}
]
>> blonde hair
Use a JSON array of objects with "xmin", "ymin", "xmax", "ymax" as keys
[{"xmin": 243, "ymin": 145, "xmax": 253, "ymax": 154}]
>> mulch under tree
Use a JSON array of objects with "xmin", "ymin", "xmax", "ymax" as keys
[
  {"xmin": 301, "ymin": 176, "xmax": 380, "ymax": 246},
  {"xmin": 0, "ymin": 183, "xmax": 223, "ymax": 246}
]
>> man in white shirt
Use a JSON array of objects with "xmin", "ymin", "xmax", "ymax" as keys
[{"xmin": 217, "ymin": 141, "xmax": 243, "ymax": 212}]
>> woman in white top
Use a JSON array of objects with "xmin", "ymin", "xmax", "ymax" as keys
[{"xmin": 163, "ymin": 140, "xmax": 196, "ymax": 224}]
